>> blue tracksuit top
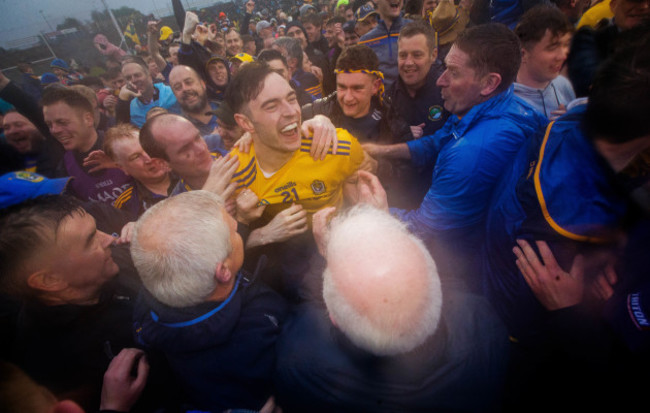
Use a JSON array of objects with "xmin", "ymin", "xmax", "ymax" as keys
[{"xmin": 392, "ymin": 85, "xmax": 548, "ymax": 240}]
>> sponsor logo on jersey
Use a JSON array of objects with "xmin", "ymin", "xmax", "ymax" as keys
[
  {"xmin": 14, "ymin": 171, "xmax": 44, "ymax": 182},
  {"xmin": 274, "ymin": 181, "xmax": 297, "ymax": 193},
  {"xmin": 629, "ymin": 293, "xmax": 650, "ymax": 330}
]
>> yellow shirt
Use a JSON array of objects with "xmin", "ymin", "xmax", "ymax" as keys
[{"xmin": 229, "ymin": 128, "xmax": 363, "ymax": 223}]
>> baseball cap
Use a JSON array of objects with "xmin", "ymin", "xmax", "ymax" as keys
[
  {"xmin": 159, "ymin": 26, "xmax": 174, "ymax": 41},
  {"xmin": 40, "ymin": 72, "xmax": 59, "ymax": 86},
  {"xmin": 299, "ymin": 4, "xmax": 318, "ymax": 17},
  {"xmin": 50, "ymin": 58, "xmax": 70, "ymax": 71},
  {"xmin": 229, "ymin": 53, "xmax": 255, "ymax": 63},
  {"xmin": 355, "ymin": 4, "xmax": 379, "ymax": 22},
  {"xmin": 0, "ymin": 171, "xmax": 71, "ymax": 208}
]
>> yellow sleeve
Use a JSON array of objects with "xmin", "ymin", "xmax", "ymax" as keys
[
  {"xmin": 229, "ymin": 146, "xmax": 257, "ymax": 196},
  {"xmin": 335, "ymin": 128, "xmax": 364, "ymax": 177}
]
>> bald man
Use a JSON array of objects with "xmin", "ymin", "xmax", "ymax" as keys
[
  {"xmin": 274, "ymin": 205, "xmax": 510, "ymax": 412},
  {"xmin": 168, "ymin": 65, "xmax": 219, "ymax": 136}
]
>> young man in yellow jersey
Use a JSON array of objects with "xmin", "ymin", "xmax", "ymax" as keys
[
  {"xmin": 225, "ymin": 61, "xmax": 372, "ymax": 301},
  {"xmin": 227, "ymin": 61, "xmax": 369, "ymax": 226}
]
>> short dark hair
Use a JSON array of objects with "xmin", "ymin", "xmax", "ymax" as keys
[
  {"xmin": 257, "ymin": 48, "xmax": 289, "ymax": 68},
  {"xmin": 225, "ymin": 61, "xmax": 277, "ymax": 114},
  {"xmin": 454, "ymin": 23, "xmax": 521, "ymax": 93},
  {"xmin": 241, "ymin": 34, "xmax": 255, "ymax": 43},
  {"xmin": 326, "ymin": 15, "xmax": 347, "ymax": 27},
  {"xmin": 302, "ymin": 12, "xmax": 323, "ymax": 27},
  {"xmin": 515, "ymin": 4, "xmax": 573, "ymax": 49},
  {"xmin": 77, "ymin": 76, "xmax": 105, "ymax": 90},
  {"xmin": 0, "ymin": 196, "xmax": 85, "ymax": 299},
  {"xmin": 404, "ymin": 0, "xmax": 424, "ymax": 16},
  {"xmin": 41, "ymin": 87, "xmax": 94, "ymax": 114},
  {"xmin": 585, "ymin": 26, "xmax": 650, "ymax": 142},
  {"xmin": 336, "ymin": 44, "xmax": 379, "ymax": 71},
  {"xmin": 399, "ymin": 20, "xmax": 438, "ymax": 52}
]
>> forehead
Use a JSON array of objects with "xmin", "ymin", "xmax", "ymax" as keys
[
  {"xmin": 267, "ymin": 59, "xmax": 288, "ymax": 71},
  {"xmin": 251, "ymin": 72, "xmax": 293, "ymax": 103},
  {"xmin": 337, "ymin": 71, "xmax": 375, "ymax": 86},
  {"xmin": 399, "ymin": 33, "xmax": 429, "ymax": 51},
  {"xmin": 111, "ymin": 135, "xmax": 140, "ymax": 156},
  {"xmin": 287, "ymin": 26, "xmax": 304, "ymax": 35},
  {"xmin": 169, "ymin": 67, "xmax": 200, "ymax": 83},
  {"xmin": 43, "ymin": 101, "xmax": 81, "ymax": 119},
  {"xmin": 226, "ymin": 30, "xmax": 241, "ymax": 39},
  {"xmin": 3, "ymin": 112, "xmax": 31, "ymax": 125},
  {"xmin": 445, "ymin": 45, "xmax": 472, "ymax": 69},
  {"xmin": 533, "ymin": 29, "xmax": 571, "ymax": 47},
  {"xmin": 154, "ymin": 117, "xmax": 198, "ymax": 144},
  {"xmin": 56, "ymin": 211, "xmax": 95, "ymax": 249},
  {"xmin": 122, "ymin": 62, "xmax": 147, "ymax": 75}
]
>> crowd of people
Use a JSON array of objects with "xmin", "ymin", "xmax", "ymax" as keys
[{"xmin": 0, "ymin": 0, "xmax": 649, "ymax": 411}]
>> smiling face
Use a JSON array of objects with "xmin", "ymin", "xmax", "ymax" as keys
[
  {"xmin": 376, "ymin": 0, "xmax": 403, "ymax": 21},
  {"xmin": 237, "ymin": 72, "xmax": 303, "ymax": 156},
  {"xmin": 336, "ymin": 71, "xmax": 380, "ymax": 119},
  {"xmin": 287, "ymin": 26, "xmax": 309, "ymax": 49},
  {"xmin": 121, "ymin": 62, "xmax": 154, "ymax": 96},
  {"xmin": 436, "ymin": 45, "xmax": 487, "ymax": 118},
  {"xmin": 43, "ymin": 101, "xmax": 96, "ymax": 152},
  {"xmin": 611, "ymin": 0, "xmax": 650, "ymax": 30},
  {"xmin": 169, "ymin": 66, "xmax": 209, "ymax": 114},
  {"xmin": 225, "ymin": 30, "xmax": 243, "ymax": 55},
  {"xmin": 3, "ymin": 112, "xmax": 42, "ymax": 154},
  {"xmin": 398, "ymin": 33, "xmax": 437, "ymax": 92},
  {"xmin": 207, "ymin": 60, "xmax": 229, "ymax": 87},
  {"xmin": 111, "ymin": 134, "xmax": 168, "ymax": 182},
  {"xmin": 521, "ymin": 29, "xmax": 571, "ymax": 86},
  {"xmin": 303, "ymin": 22, "xmax": 322, "ymax": 43}
]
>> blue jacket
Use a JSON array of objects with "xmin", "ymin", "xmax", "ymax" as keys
[
  {"xmin": 358, "ymin": 15, "xmax": 411, "ymax": 89},
  {"xmin": 133, "ymin": 272, "xmax": 288, "ymax": 412},
  {"xmin": 394, "ymin": 85, "xmax": 547, "ymax": 236},
  {"xmin": 482, "ymin": 105, "xmax": 629, "ymax": 338}
]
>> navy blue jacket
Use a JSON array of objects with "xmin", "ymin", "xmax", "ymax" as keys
[
  {"xmin": 274, "ymin": 289, "xmax": 509, "ymax": 412},
  {"xmin": 133, "ymin": 272, "xmax": 288, "ymax": 412}
]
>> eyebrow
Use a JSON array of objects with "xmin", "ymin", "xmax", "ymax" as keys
[{"xmin": 85, "ymin": 228, "xmax": 96, "ymax": 249}]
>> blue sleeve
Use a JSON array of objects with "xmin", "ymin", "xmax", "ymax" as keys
[{"xmin": 406, "ymin": 133, "xmax": 442, "ymax": 168}]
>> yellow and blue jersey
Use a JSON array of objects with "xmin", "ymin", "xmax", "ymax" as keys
[{"xmin": 229, "ymin": 128, "xmax": 363, "ymax": 223}]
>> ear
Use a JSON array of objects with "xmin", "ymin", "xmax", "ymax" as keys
[
  {"xmin": 82, "ymin": 110, "xmax": 95, "ymax": 128},
  {"xmin": 520, "ymin": 47, "xmax": 529, "ymax": 65},
  {"xmin": 431, "ymin": 47, "xmax": 439, "ymax": 62},
  {"xmin": 26, "ymin": 270, "xmax": 67, "ymax": 294},
  {"xmin": 234, "ymin": 112, "xmax": 255, "ymax": 134},
  {"xmin": 371, "ymin": 77, "xmax": 382, "ymax": 96},
  {"xmin": 479, "ymin": 73, "xmax": 502, "ymax": 97},
  {"xmin": 214, "ymin": 262, "xmax": 233, "ymax": 284}
]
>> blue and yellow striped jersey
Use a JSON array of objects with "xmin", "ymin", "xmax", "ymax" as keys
[{"xmin": 230, "ymin": 128, "xmax": 363, "ymax": 223}]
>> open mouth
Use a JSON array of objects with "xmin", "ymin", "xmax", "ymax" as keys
[
  {"xmin": 389, "ymin": 1, "xmax": 401, "ymax": 11},
  {"xmin": 280, "ymin": 122, "xmax": 299, "ymax": 135}
]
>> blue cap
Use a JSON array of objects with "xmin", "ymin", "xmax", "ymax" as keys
[
  {"xmin": 355, "ymin": 4, "xmax": 378, "ymax": 22},
  {"xmin": 50, "ymin": 58, "xmax": 70, "ymax": 71},
  {"xmin": 40, "ymin": 72, "xmax": 59, "ymax": 85},
  {"xmin": 0, "ymin": 171, "xmax": 71, "ymax": 208}
]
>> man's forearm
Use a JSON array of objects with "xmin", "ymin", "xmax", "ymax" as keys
[{"xmin": 365, "ymin": 142, "xmax": 411, "ymax": 160}]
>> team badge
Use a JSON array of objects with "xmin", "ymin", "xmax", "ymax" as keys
[
  {"xmin": 14, "ymin": 171, "xmax": 44, "ymax": 182},
  {"xmin": 311, "ymin": 180, "xmax": 326, "ymax": 195},
  {"xmin": 428, "ymin": 105, "xmax": 443, "ymax": 121}
]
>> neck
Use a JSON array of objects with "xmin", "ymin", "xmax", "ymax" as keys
[
  {"xmin": 183, "ymin": 172, "xmax": 209, "ymax": 190},
  {"xmin": 77, "ymin": 129, "xmax": 98, "ymax": 153},
  {"xmin": 185, "ymin": 104, "xmax": 213, "ymax": 124},
  {"xmin": 405, "ymin": 81, "xmax": 425, "ymax": 98},
  {"xmin": 140, "ymin": 85, "xmax": 155, "ymax": 102},
  {"xmin": 381, "ymin": 14, "xmax": 396, "ymax": 29},
  {"xmin": 140, "ymin": 173, "xmax": 171, "ymax": 195},
  {"xmin": 41, "ymin": 289, "xmax": 102, "ymax": 306},
  {"xmin": 517, "ymin": 68, "xmax": 551, "ymax": 90},
  {"xmin": 254, "ymin": 141, "xmax": 294, "ymax": 173}
]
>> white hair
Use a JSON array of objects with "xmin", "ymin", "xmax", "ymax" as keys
[
  {"xmin": 131, "ymin": 191, "xmax": 232, "ymax": 308},
  {"xmin": 322, "ymin": 205, "xmax": 443, "ymax": 356}
]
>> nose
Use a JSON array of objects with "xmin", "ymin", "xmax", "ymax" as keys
[
  {"xmin": 436, "ymin": 70, "xmax": 448, "ymax": 87},
  {"xmin": 99, "ymin": 231, "xmax": 115, "ymax": 248}
]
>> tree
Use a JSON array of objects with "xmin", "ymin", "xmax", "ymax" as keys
[{"xmin": 57, "ymin": 17, "xmax": 83, "ymax": 31}]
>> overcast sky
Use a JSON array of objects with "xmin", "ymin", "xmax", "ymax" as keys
[{"xmin": 0, "ymin": 0, "xmax": 219, "ymax": 49}]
